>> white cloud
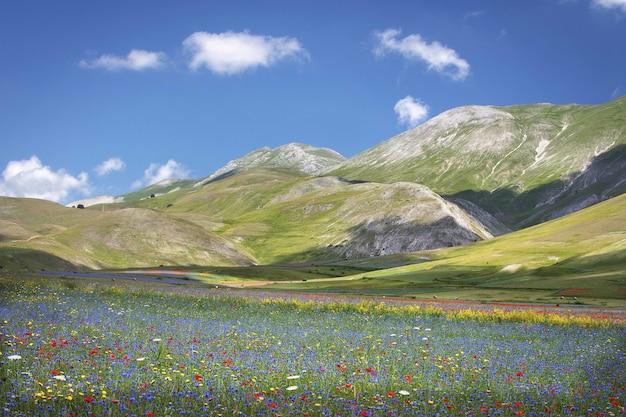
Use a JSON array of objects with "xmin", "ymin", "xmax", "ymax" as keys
[
  {"xmin": 0, "ymin": 156, "xmax": 90, "ymax": 203},
  {"xmin": 132, "ymin": 160, "xmax": 190, "ymax": 189},
  {"xmin": 374, "ymin": 28, "xmax": 470, "ymax": 81},
  {"xmin": 182, "ymin": 31, "xmax": 309, "ymax": 75},
  {"xmin": 94, "ymin": 157, "xmax": 125, "ymax": 176},
  {"xmin": 394, "ymin": 96, "xmax": 430, "ymax": 128},
  {"xmin": 592, "ymin": 0, "xmax": 626, "ymax": 11},
  {"xmin": 80, "ymin": 49, "xmax": 167, "ymax": 71}
]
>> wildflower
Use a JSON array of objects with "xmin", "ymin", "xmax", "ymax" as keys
[
  {"xmin": 286, "ymin": 386, "xmax": 298, "ymax": 391},
  {"xmin": 7, "ymin": 354, "xmax": 22, "ymax": 360},
  {"xmin": 398, "ymin": 390, "xmax": 410, "ymax": 396},
  {"xmin": 84, "ymin": 396, "xmax": 94, "ymax": 403},
  {"xmin": 287, "ymin": 375, "xmax": 301, "ymax": 379},
  {"xmin": 53, "ymin": 375, "xmax": 67, "ymax": 381},
  {"xmin": 194, "ymin": 374, "xmax": 202, "ymax": 381}
]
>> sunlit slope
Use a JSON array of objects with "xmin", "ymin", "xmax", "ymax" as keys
[
  {"xmin": 0, "ymin": 196, "xmax": 256, "ymax": 270},
  {"xmin": 329, "ymin": 96, "xmax": 626, "ymax": 228},
  {"xmin": 195, "ymin": 142, "xmax": 346, "ymax": 185},
  {"xmin": 125, "ymin": 169, "xmax": 507, "ymax": 264},
  {"xmin": 53, "ymin": 208, "xmax": 257, "ymax": 268},
  {"xmin": 338, "ymin": 193, "xmax": 626, "ymax": 299},
  {"xmin": 0, "ymin": 197, "xmax": 106, "ymax": 269}
]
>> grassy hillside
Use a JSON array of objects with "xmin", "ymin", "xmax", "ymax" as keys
[
  {"xmin": 0, "ymin": 169, "xmax": 508, "ymax": 270},
  {"xmin": 1, "ymin": 97, "xmax": 624, "ymax": 307},
  {"xmin": 0, "ymin": 195, "xmax": 256, "ymax": 270},
  {"xmin": 118, "ymin": 169, "xmax": 503, "ymax": 264},
  {"xmin": 257, "ymin": 192, "xmax": 626, "ymax": 305},
  {"xmin": 328, "ymin": 96, "xmax": 626, "ymax": 229}
]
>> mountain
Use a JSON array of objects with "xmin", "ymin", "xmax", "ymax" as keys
[
  {"xmin": 195, "ymin": 142, "xmax": 346, "ymax": 185},
  {"xmin": 0, "ymin": 165, "xmax": 510, "ymax": 269},
  {"xmin": 328, "ymin": 96, "xmax": 626, "ymax": 228},
  {"xmin": 299, "ymin": 192, "xmax": 626, "ymax": 303},
  {"xmin": 0, "ymin": 97, "xmax": 624, "ymax": 273}
]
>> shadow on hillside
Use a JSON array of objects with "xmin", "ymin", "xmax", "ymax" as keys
[
  {"xmin": 199, "ymin": 170, "xmax": 238, "ymax": 186},
  {"xmin": 448, "ymin": 144, "xmax": 626, "ymax": 229},
  {"xmin": 273, "ymin": 215, "xmax": 483, "ymax": 264},
  {"xmin": 0, "ymin": 247, "xmax": 80, "ymax": 271}
]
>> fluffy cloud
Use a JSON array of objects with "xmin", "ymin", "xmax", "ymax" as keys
[
  {"xmin": 394, "ymin": 96, "xmax": 429, "ymax": 128},
  {"xmin": 0, "ymin": 156, "xmax": 90, "ymax": 203},
  {"xmin": 94, "ymin": 157, "xmax": 125, "ymax": 176},
  {"xmin": 80, "ymin": 49, "xmax": 167, "ymax": 71},
  {"xmin": 592, "ymin": 0, "xmax": 626, "ymax": 11},
  {"xmin": 132, "ymin": 160, "xmax": 190, "ymax": 189},
  {"xmin": 374, "ymin": 29, "xmax": 470, "ymax": 81},
  {"xmin": 182, "ymin": 31, "xmax": 309, "ymax": 74}
]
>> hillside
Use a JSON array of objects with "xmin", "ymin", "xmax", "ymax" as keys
[
  {"xmin": 118, "ymin": 169, "xmax": 507, "ymax": 264},
  {"xmin": 0, "ymin": 97, "xmax": 625, "ymax": 278},
  {"xmin": 329, "ymin": 96, "xmax": 626, "ymax": 228},
  {"xmin": 0, "ymin": 196, "xmax": 256, "ymax": 270},
  {"xmin": 260, "ymin": 192, "xmax": 626, "ymax": 304}
]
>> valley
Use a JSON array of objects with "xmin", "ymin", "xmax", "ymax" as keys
[{"xmin": 1, "ymin": 96, "xmax": 625, "ymax": 306}]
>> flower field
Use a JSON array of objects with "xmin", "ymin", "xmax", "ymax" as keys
[{"xmin": 1, "ymin": 278, "xmax": 625, "ymax": 417}]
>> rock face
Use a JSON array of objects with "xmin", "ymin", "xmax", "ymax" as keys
[{"xmin": 196, "ymin": 143, "xmax": 346, "ymax": 185}]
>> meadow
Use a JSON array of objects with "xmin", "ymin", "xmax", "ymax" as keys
[{"xmin": 1, "ymin": 275, "xmax": 624, "ymax": 417}]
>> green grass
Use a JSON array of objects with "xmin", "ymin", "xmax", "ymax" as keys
[{"xmin": 138, "ymin": 193, "xmax": 625, "ymax": 307}]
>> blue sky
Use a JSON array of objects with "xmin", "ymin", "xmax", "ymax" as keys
[{"xmin": 1, "ymin": 0, "xmax": 625, "ymax": 204}]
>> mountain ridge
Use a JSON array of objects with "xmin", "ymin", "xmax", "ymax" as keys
[
  {"xmin": 328, "ymin": 95, "xmax": 626, "ymax": 228},
  {"xmin": 1, "ymin": 96, "xmax": 624, "ymax": 272}
]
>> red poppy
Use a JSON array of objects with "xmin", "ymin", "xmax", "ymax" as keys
[
  {"xmin": 194, "ymin": 374, "xmax": 202, "ymax": 381},
  {"xmin": 84, "ymin": 396, "xmax": 94, "ymax": 403}
]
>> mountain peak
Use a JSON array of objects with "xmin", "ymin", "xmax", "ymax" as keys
[{"xmin": 196, "ymin": 142, "xmax": 346, "ymax": 186}]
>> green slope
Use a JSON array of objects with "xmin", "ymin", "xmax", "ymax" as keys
[
  {"xmin": 328, "ymin": 96, "xmax": 626, "ymax": 229},
  {"xmin": 120, "ymin": 169, "xmax": 504, "ymax": 264},
  {"xmin": 268, "ymin": 192, "xmax": 626, "ymax": 304}
]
